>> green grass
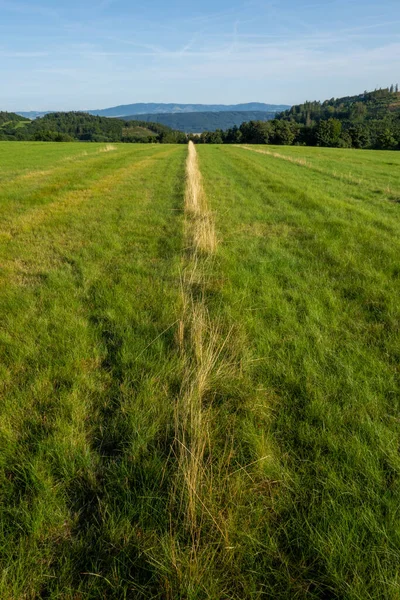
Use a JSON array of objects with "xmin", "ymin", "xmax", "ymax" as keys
[
  {"xmin": 122, "ymin": 125, "xmax": 158, "ymax": 139},
  {"xmin": 0, "ymin": 142, "xmax": 187, "ymax": 598},
  {"xmin": 197, "ymin": 144, "xmax": 400, "ymax": 598},
  {"xmin": 242, "ymin": 144, "xmax": 400, "ymax": 197},
  {"xmin": 0, "ymin": 141, "xmax": 399, "ymax": 598},
  {"xmin": 0, "ymin": 120, "xmax": 29, "ymax": 127}
]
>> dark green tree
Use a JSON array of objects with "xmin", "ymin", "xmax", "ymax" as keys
[{"xmin": 316, "ymin": 118, "xmax": 342, "ymax": 147}]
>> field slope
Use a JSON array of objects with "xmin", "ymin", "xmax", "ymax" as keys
[{"xmin": 0, "ymin": 141, "xmax": 399, "ymax": 599}]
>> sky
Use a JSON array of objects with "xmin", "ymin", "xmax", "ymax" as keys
[{"xmin": 0, "ymin": 0, "xmax": 399, "ymax": 110}]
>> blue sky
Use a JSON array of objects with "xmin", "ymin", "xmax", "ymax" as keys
[{"xmin": 1, "ymin": 0, "xmax": 399, "ymax": 110}]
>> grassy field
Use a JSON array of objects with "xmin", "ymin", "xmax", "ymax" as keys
[
  {"xmin": 0, "ymin": 141, "xmax": 399, "ymax": 599},
  {"xmin": 122, "ymin": 125, "xmax": 158, "ymax": 139},
  {"xmin": 0, "ymin": 120, "xmax": 30, "ymax": 132}
]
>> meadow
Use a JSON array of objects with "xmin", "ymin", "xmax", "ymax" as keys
[{"xmin": 0, "ymin": 141, "xmax": 399, "ymax": 599}]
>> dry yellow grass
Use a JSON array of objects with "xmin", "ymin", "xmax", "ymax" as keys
[
  {"xmin": 19, "ymin": 169, "xmax": 54, "ymax": 180},
  {"xmin": 172, "ymin": 142, "xmax": 232, "ymax": 576},
  {"xmin": 185, "ymin": 141, "xmax": 217, "ymax": 254},
  {"xmin": 167, "ymin": 144, "xmax": 284, "ymax": 593},
  {"xmin": 238, "ymin": 145, "xmax": 308, "ymax": 166},
  {"xmin": 98, "ymin": 144, "xmax": 117, "ymax": 153}
]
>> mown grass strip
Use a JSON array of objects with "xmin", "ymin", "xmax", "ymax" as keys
[
  {"xmin": 0, "ymin": 147, "xmax": 177, "ymax": 241},
  {"xmin": 0, "ymin": 144, "xmax": 172, "ymax": 224},
  {"xmin": 0, "ymin": 144, "xmax": 187, "ymax": 599}
]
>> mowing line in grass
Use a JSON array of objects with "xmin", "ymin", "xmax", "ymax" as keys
[
  {"xmin": 173, "ymin": 140, "xmax": 221, "ymax": 575},
  {"xmin": 0, "ymin": 147, "xmax": 177, "ymax": 241},
  {"xmin": 238, "ymin": 144, "xmax": 400, "ymax": 199},
  {"xmin": 166, "ymin": 142, "xmax": 284, "ymax": 597},
  {"xmin": 0, "ymin": 145, "xmax": 174, "ymax": 227}
]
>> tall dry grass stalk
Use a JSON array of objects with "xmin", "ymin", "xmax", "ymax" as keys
[
  {"xmin": 173, "ymin": 142, "xmax": 229, "ymax": 569},
  {"xmin": 98, "ymin": 144, "xmax": 117, "ymax": 153},
  {"xmin": 237, "ymin": 145, "xmax": 308, "ymax": 166},
  {"xmin": 169, "ymin": 142, "xmax": 276, "ymax": 594}
]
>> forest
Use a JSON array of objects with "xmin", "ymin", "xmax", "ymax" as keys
[
  {"xmin": 0, "ymin": 111, "xmax": 28, "ymax": 126},
  {"xmin": 0, "ymin": 112, "xmax": 186, "ymax": 143}
]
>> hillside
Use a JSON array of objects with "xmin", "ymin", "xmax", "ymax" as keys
[
  {"xmin": 17, "ymin": 102, "xmax": 291, "ymax": 120},
  {"xmin": 125, "ymin": 110, "xmax": 276, "ymax": 132},
  {"xmin": 194, "ymin": 87, "xmax": 400, "ymax": 149},
  {"xmin": 278, "ymin": 86, "xmax": 400, "ymax": 125},
  {"xmin": 0, "ymin": 111, "xmax": 27, "ymax": 125},
  {"xmin": 88, "ymin": 102, "xmax": 290, "ymax": 118},
  {"xmin": 0, "ymin": 112, "xmax": 186, "ymax": 143}
]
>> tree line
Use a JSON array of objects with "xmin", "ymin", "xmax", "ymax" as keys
[
  {"xmin": 188, "ymin": 87, "xmax": 400, "ymax": 150},
  {"xmin": 1, "ymin": 87, "xmax": 400, "ymax": 149},
  {"xmin": 188, "ymin": 116, "xmax": 400, "ymax": 150}
]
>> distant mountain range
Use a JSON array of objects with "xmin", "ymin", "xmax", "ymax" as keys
[
  {"xmin": 125, "ymin": 110, "xmax": 277, "ymax": 133},
  {"xmin": 17, "ymin": 102, "xmax": 290, "ymax": 120}
]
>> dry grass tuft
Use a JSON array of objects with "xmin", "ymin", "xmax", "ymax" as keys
[
  {"xmin": 238, "ymin": 145, "xmax": 308, "ymax": 166},
  {"xmin": 99, "ymin": 144, "xmax": 117, "ymax": 153},
  {"xmin": 19, "ymin": 169, "xmax": 54, "ymax": 180}
]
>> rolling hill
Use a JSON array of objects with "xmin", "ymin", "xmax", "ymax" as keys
[
  {"xmin": 0, "ymin": 112, "xmax": 186, "ymax": 143},
  {"xmin": 17, "ymin": 102, "xmax": 290, "ymax": 120},
  {"xmin": 0, "ymin": 111, "xmax": 28, "ymax": 125},
  {"xmin": 277, "ymin": 87, "xmax": 400, "ymax": 124},
  {"xmin": 87, "ymin": 102, "xmax": 290, "ymax": 118},
  {"xmin": 124, "ymin": 110, "xmax": 277, "ymax": 132}
]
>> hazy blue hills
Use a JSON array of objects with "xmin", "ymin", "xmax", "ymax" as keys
[
  {"xmin": 15, "ymin": 111, "xmax": 50, "ymax": 119},
  {"xmin": 87, "ymin": 102, "xmax": 290, "ymax": 117},
  {"xmin": 17, "ymin": 102, "xmax": 290, "ymax": 120},
  {"xmin": 125, "ymin": 110, "xmax": 277, "ymax": 132}
]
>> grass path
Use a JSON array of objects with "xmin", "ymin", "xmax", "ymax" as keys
[{"xmin": 176, "ymin": 140, "xmax": 218, "ymax": 537}]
